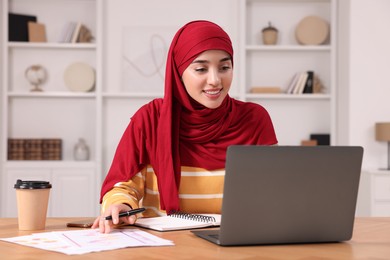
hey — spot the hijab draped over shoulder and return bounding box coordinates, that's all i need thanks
[101,20,277,214]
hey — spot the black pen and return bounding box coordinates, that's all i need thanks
[105,208,146,221]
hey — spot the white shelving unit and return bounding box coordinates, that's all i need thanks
[1,0,102,217]
[358,170,390,216]
[239,0,337,145]
[1,0,339,217]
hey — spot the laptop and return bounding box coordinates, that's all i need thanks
[192,145,364,246]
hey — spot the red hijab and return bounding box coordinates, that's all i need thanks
[101,21,277,214]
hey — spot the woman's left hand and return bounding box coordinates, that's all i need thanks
[91,203,137,233]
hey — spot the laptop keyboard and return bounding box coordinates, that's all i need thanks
[209,234,220,239]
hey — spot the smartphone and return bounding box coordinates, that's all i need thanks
[66,220,94,228]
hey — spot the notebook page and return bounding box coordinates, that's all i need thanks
[135,214,221,231]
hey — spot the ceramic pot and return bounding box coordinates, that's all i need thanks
[262,22,278,45]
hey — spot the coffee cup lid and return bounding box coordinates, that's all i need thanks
[14,179,52,189]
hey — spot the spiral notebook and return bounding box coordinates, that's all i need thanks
[135,213,221,231]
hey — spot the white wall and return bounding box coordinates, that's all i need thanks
[103,0,390,173]
[102,0,239,174]
[338,0,390,170]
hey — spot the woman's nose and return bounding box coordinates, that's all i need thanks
[207,69,221,86]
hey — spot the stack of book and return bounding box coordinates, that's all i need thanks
[286,71,315,94]
[9,13,46,42]
[8,138,62,160]
[250,86,282,94]
[59,22,93,43]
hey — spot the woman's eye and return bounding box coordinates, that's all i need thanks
[195,67,207,72]
[221,65,231,71]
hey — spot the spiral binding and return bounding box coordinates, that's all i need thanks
[169,212,216,223]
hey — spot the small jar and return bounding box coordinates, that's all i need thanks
[74,138,90,161]
[262,22,278,45]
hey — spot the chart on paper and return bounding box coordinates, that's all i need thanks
[0,228,174,255]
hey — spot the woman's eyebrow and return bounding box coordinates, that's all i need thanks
[220,57,232,62]
[191,56,232,64]
[191,59,208,64]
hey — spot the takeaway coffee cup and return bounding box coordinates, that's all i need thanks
[14,179,52,230]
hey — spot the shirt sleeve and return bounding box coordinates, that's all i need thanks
[99,113,152,203]
[257,105,278,145]
[101,168,147,214]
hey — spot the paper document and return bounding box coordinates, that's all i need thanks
[0,228,174,255]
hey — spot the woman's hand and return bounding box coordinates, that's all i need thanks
[92,204,137,233]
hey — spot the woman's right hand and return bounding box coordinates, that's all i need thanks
[92,203,137,233]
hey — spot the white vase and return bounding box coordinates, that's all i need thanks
[74,138,89,161]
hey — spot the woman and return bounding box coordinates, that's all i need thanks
[93,20,278,233]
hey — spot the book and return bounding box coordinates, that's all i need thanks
[293,72,308,94]
[71,22,82,43]
[58,22,69,42]
[24,139,43,160]
[303,71,314,93]
[8,13,37,42]
[28,22,47,42]
[7,139,24,160]
[250,87,281,94]
[301,139,318,146]
[59,22,76,43]
[286,73,299,94]
[310,134,330,145]
[135,213,221,232]
[65,22,77,43]
[42,139,62,160]
[78,24,94,43]
[7,138,62,160]
[313,74,324,93]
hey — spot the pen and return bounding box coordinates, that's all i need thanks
[105,208,146,221]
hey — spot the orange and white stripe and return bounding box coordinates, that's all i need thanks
[102,165,225,217]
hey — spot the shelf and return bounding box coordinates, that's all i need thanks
[240,0,335,145]
[103,92,164,98]
[7,92,97,98]
[5,160,96,169]
[246,0,331,4]
[8,42,96,49]
[245,93,331,99]
[246,45,331,51]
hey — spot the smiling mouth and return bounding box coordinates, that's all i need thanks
[203,89,222,95]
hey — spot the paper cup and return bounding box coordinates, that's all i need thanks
[14,179,52,230]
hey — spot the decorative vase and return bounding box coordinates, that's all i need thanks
[74,138,90,161]
[262,22,278,45]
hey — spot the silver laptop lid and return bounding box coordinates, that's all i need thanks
[218,145,363,246]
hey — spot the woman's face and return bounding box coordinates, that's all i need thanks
[181,50,233,109]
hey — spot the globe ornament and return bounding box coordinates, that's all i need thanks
[25,65,47,92]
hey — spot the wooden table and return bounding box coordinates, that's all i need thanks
[1,217,390,259]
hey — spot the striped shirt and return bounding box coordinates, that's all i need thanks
[102,165,225,217]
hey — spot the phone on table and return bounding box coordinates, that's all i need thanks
[66,219,94,228]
